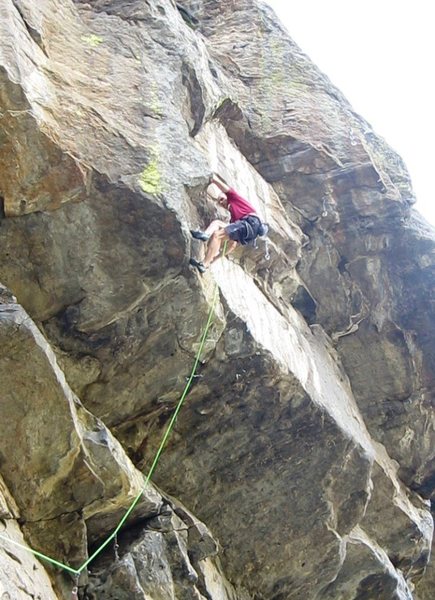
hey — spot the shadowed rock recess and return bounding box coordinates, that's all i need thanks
[0,0,434,598]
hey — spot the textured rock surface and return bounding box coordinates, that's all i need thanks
[0,0,434,599]
[0,520,59,600]
[0,476,59,599]
[84,496,237,600]
[0,299,155,561]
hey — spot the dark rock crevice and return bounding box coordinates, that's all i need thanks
[181,61,207,136]
[11,0,47,55]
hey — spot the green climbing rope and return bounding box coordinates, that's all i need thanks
[0,252,224,577]
[79,281,220,573]
[0,534,80,575]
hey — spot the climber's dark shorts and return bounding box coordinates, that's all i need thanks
[225,215,263,245]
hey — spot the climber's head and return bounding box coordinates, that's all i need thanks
[217,192,229,209]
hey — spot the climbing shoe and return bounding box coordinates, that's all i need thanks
[189,258,207,274]
[190,229,210,242]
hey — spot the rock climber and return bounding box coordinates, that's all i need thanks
[189,174,268,273]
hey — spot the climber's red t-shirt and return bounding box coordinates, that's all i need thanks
[226,188,257,222]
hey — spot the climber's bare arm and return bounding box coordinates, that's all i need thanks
[210,173,230,193]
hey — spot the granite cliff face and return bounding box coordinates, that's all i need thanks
[0,1,434,599]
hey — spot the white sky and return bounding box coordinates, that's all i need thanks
[265,0,434,225]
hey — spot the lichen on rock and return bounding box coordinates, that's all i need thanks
[139,155,162,195]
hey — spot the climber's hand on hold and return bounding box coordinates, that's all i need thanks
[209,173,230,194]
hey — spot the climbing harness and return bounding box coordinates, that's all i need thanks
[0,245,226,578]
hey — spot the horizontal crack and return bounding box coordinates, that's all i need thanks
[18,507,83,526]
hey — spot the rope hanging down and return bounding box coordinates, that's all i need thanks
[0,249,224,577]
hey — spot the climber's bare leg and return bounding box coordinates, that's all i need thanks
[204,219,228,236]
[209,239,238,264]
[203,228,229,267]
